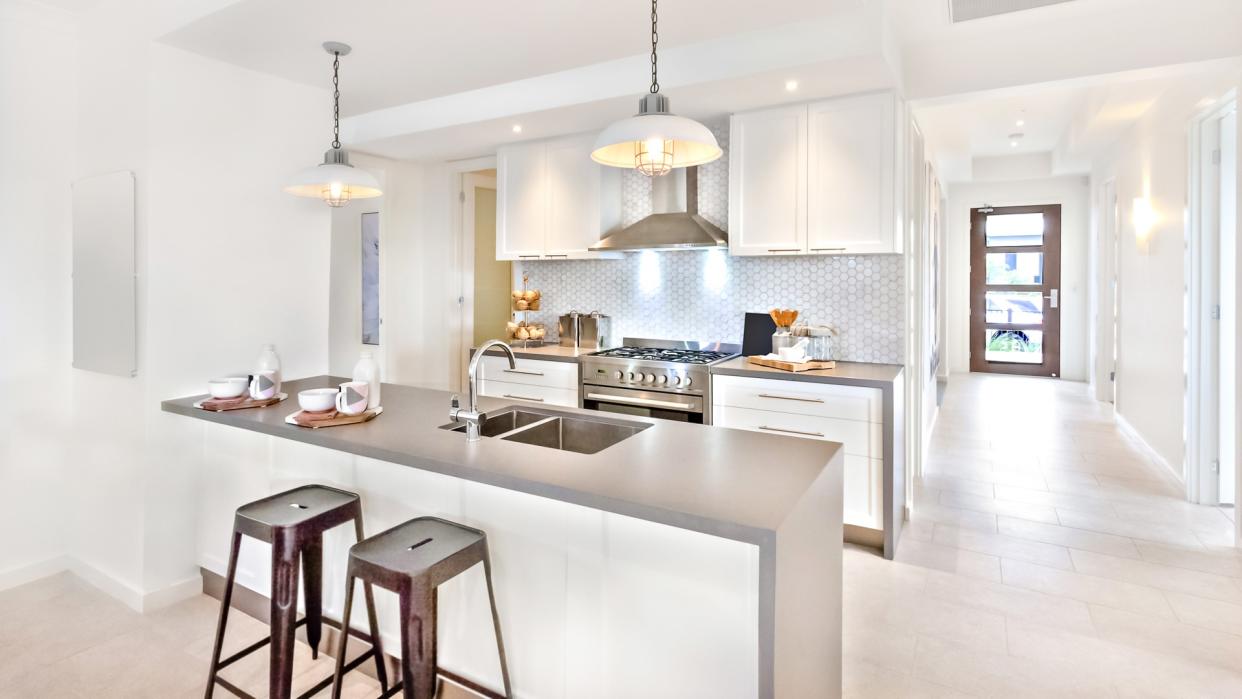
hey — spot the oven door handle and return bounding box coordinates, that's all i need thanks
[584,392,697,412]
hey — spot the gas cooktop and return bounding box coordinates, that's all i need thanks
[590,346,736,364]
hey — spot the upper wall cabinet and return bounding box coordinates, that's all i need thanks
[497,133,620,261]
[729,91,903,256]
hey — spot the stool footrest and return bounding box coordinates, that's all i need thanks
[296,646,382,699]
[379,668,507,699]
[210,615,383,697]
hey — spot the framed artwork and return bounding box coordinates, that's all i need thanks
[361,212,380,345]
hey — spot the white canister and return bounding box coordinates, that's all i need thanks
[352,351,381,409]
[254,344,282,394]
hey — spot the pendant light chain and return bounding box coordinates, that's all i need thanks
[649,0,659,94]
[331,51,342,149]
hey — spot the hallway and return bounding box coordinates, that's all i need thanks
[844,373,1242,697]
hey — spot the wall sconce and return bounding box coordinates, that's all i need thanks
[1132,197,1155,255]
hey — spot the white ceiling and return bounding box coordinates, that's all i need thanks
[159,0,864,116]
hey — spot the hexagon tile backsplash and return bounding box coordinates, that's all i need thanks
[516,251,905,364]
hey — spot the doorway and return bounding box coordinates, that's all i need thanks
[1188,95,1238,507]
[969,204,1062,377]
[458,170,509,387]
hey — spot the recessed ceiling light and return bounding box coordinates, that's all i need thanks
[511,124,523,134]
[1016,119,1025,127]
[785,80,799,92]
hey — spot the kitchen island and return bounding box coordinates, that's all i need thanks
[163,376,843,699]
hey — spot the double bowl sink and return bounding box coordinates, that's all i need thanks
[440,406,651,454]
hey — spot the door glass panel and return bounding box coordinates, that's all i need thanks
[986,213,1044,247]
[985,252,1043,285]
[985,329,1044,364]
[985,291,1043,324]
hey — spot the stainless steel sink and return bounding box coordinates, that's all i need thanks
[440,406,650,454]
[501,415,647,454]
[439,409,547,437]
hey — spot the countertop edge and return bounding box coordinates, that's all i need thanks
[710,362,905,388]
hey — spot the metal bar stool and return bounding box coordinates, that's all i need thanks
[205,485,389,699]
[331,516,512,699]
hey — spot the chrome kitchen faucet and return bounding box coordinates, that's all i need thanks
[451,339,517,442]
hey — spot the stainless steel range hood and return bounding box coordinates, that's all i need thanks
[589,166,727,252]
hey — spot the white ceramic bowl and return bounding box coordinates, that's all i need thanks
[208,376,249,399]
[298,388,339,413]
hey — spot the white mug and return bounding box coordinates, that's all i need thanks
[335,381,370,416]
[250,370,278,400]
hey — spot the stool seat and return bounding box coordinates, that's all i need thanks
[234,484,361,542]
[349,517,486,589]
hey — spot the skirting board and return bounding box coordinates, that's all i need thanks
[1114,412,1184,489]
[0,555,201,613]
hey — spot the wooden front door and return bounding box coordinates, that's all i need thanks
[969,204,1061,377]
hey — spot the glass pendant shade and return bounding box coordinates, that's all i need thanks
[592,95,721,177]
[284,149,382,208]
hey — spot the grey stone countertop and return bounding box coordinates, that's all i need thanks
[711,357,904,388]
[472,343,607,363]
[161,375,841,545]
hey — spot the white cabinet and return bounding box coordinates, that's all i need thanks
[807,93,898,254]
[729,91,902,256]
[497,134,620,261]
[727,104,807,256]
[712,374,885,531]
[477,355,579,407]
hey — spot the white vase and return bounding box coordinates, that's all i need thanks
[352,351,381,409]
[254,344,282,393]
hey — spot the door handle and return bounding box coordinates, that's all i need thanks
[1044,289,1059,308]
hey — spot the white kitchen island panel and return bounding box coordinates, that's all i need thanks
[196,435,761,699]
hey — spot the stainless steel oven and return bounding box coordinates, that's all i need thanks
[579,338,738,424]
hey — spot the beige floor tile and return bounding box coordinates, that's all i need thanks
[1089,604,1242,674]
[844,658,975,698]
[1068,549,1242,605]
[894,538,1003,582]
[1133,540,1242,577]
[921,475,995,498]
[933,524,1073,570]
[922,568,1094,634]
[910,502,999,534]
[1000,559,1175,618]
[912,634,1116,698]
[1163,591,1242,636]
[993,484,1116,515]
[996,516,1141,558]
[938,490,1061,524]
[1055,510,1206,548]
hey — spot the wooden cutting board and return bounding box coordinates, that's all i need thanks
[285,406,383,429]
[194,393,288,412]
[747,355,836,373]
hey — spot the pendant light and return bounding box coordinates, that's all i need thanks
[591,0,721,176]
[284,42,381,207]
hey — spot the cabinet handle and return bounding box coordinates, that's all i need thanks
[518,255,541,259]
[759,425,824,438]
[811,247,847,252]
[757,393,825,404]
[503,368,544,377]
[545,254,569,259]
[503,394,545,402]
[767,248,802,253]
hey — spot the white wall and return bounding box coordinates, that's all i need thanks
[1090,72,1241,479]
[0,0,77,586]
[0,0,334,607]
[944,175,1091,380]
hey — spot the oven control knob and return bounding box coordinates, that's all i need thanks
[656,374,668,385]
[682,375,693,387]
[670,376,681,386]
[613,370,623,380]
[627,372,637,382]
[639,373,651,382]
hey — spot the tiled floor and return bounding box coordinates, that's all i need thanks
[3,373,1239,697]
[844,372,1242,697]
[0,572,474,698]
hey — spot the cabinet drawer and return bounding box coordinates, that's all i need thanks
[712,375,881,422]
[477,379,579,408]
[478,356,578,390]
[712,405,880,459]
